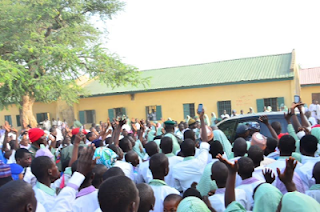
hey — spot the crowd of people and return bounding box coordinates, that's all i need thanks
[0,102,320,212]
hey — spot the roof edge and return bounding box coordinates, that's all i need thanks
[301,83,320,87]
[140,51,292,72]
[81,77,294,99]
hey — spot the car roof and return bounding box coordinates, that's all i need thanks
[216,111,297,126]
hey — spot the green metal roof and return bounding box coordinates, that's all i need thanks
[84,52,294,96]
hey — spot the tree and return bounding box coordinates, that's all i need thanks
[0,0,147,128]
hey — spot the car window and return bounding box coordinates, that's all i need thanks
[218,119,237,141]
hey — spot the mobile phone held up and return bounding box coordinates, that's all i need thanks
[294,95,300,104]
[198,104,203,114]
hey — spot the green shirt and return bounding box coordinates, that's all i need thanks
[164,133,180,154]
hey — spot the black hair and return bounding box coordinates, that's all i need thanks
[136,183,155,212]
[271,122,281,135]
[278,135,296,155]
[211,161,228,187]
[145,141,158,157]
[105,137,112,145]
[238,157,254,180]
[61,159,70,172]
[265,137,278,156]
[233,138,247,157]
[300,135,318,155]
[181,139,195,157]
[0,180,35,211]
[149,153,168,178]
[119,136,132,153]
[160,136,173,154]
[92,164,108,189]
[98,176,138,212]
[248,145,264,167]
[164,194,182,203]
[86,132,93,141]
[0,177,12,188]
[184,130,195,141]
[15,148,30,161]
[103,167,125,181]
[209,140,224,158]
[71,160,78,174]
[31,156,53,180]
[183,187,202,199]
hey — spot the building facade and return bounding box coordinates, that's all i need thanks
[0,50,304,129]
[300,67,320,105]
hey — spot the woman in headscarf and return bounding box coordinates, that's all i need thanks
[253,183,283,212]
[278,191,320,212]
[204,114,210,126]
[213,130,232,159]
[211,112,217,127]
[177,196,211,212]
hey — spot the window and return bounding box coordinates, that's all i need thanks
[108,108,126,121]
[79,110,96,124]
[183,103,195,119]
[217,101,232,118]
[36,113,49,123]
[4,115,12,126]
[218,119,237,142]
[146,105,162,121]
[264,98,278,111]
[16,115,21,127]
[256,97,284,112]
[312,93,320,103]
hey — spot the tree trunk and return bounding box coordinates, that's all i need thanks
[20,95,38,129]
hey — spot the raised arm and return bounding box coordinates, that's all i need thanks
[277,157,297,192]
[217,154,238,208]
[259,115,278,140]
[290,103,302,132]
[199,109,208,142]
[68,131,82,167]
[297,102,311,129]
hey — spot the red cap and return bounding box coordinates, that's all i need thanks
[72,128,87,135]
[28,128,45,143]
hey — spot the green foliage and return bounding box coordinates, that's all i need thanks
[0,0,148,109]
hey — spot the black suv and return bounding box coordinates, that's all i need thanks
[216,112,300,143]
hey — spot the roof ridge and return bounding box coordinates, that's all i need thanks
[300,67,320,71]
[140,51,292,72]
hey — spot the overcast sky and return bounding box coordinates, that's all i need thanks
[98,0,320,70]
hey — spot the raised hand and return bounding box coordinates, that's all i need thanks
[76,145,96,176]
[262,168,275,184]
[259,115,269,125]
[284,109,293,123]
[276,157,297,192]
[216,154,238,173]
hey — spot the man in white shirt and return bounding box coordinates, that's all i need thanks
[209,161,248,211]
[248,145,266,182]
[0,180,41,212]
[306,162,320,203]
[138,141,159,183]
[236,157,264,210]
[148,153,180,212]
[31,156,61,211]
[97,176,140,212]
[221,110,230,119]
[295,135,320,190]
[73,164,107,212]
[309,100,318,120]
[172,110,210,192]
[306,111,318,126]
[160,136,183,187]
[171,138,209,192]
